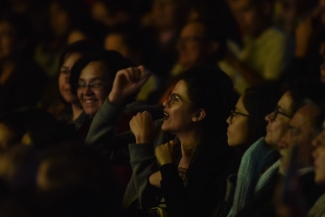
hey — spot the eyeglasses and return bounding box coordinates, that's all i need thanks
[229,110,249,123]
[76,82,108,91]
[166,91,191,107]
[271,107,292,121]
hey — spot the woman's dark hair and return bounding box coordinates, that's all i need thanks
[180,65,237,141]
[243,82,283,146]
[70,50,135,95]
[58,40,101,71]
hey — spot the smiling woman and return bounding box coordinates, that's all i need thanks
[70,50,134,118]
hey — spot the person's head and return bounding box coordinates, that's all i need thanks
[58,40,101,105]
[91,0,132,28]
[36,145,117,193]
[0,111,26,152]
[70,50,134,117]
[0,145,39,190]
[279,102,322,173]
[104,28,144,65]
[151,0,188,30]
[17,107,71,150]
[227,0,274,36]
[162,65,235,140]
[312,113,325,185]
[49,0,89,37]
[0,13,30,61]
[227,83,282,147]
[265,80,325,148]
[177,20,226,70]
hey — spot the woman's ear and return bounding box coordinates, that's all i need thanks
[192,109,206,122]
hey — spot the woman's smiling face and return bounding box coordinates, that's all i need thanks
[161,80,197,134]
[77,61,112,117]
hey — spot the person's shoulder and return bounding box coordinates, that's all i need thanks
[256,27,287,47]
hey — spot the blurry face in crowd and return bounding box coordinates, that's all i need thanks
[152,0,176,29]
[265,91,292,147]
[319,42,325,83]
[59,52,82,104]
[227,0,265,36]
[0,123,15,153]
[91,1,130,28]
[226,95,249,146]
[91,1,110,25]
[77,61,112,117]
[313,118,325,184]
[0,21,16,60]
[162,80,199,134]
[104,33,130,59]
[67,30,87,45]
[50,3,71,37]
[177,22,214,70]
[278,104,319,170]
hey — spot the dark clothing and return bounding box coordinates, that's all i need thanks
[0,59,48,113]
[57,106,89,130]
[236,171,325,217]
[157,138,232,217]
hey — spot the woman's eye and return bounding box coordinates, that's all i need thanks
[173,96,180,101]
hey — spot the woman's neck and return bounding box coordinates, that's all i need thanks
[71,103,84,121]
[177,129,203,159]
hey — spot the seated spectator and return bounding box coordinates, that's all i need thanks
[230,80,325,217]
[103,28,158,103]
[56,40,101,130]
[220,0,294,94]
[126,66,235,216]
[0,107,74,152]
[217,83,282,216]
[156,19,227,104]
[0,145,39,191]
[0,13,48,113]
[309,112,325,217]
[69,50,139,139]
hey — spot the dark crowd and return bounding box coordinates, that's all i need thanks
[1,0,325,216]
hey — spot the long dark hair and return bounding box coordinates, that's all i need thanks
[180,65,237,141]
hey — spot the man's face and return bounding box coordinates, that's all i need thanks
[227,0,261,35]
[312,119,325,185]
[177,22,214,69]
[265,91,292,147]
[279,104,319,171]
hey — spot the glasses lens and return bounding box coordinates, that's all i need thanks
[272,108,278,120]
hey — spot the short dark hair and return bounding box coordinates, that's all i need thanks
[286,80,325,115]
[59,40,101,71]
[69,50,135,95]
[243,82,283,145]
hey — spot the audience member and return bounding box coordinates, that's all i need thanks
[125,66,235,216]
[220,0,294,94]
[0,13,48,113]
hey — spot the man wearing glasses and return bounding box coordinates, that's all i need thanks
[228,81,325,217]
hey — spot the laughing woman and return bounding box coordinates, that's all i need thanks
[128,66,236,217]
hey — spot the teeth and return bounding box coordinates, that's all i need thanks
[164,112,169,116]
[85,100,95,103]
